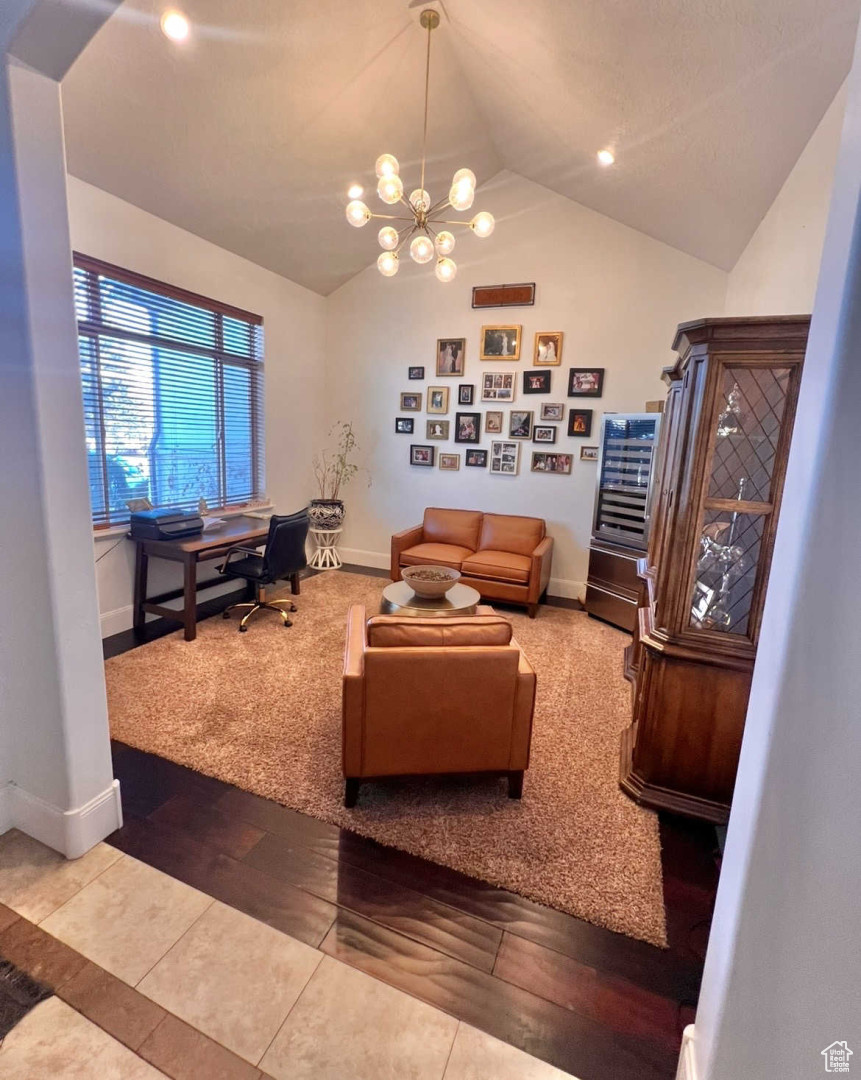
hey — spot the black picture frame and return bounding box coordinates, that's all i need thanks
[567,368,604,397]
[458,383,475,405]
[454,412,481,443]
[532,425,557,444]
[408,366,425,380]
[410,444,435,467]
[567,409,593,437]
[523,370,551,394]
[464,449,488,468]
[395,417,414,434]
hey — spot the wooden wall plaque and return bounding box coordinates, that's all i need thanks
[471,283,536,309]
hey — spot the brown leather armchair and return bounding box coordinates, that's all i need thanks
[391,508,553,617]
[342,605,536,807]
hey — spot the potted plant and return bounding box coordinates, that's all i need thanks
[310,421,367,529]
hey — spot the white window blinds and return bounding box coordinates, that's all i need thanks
[74,254,265,528]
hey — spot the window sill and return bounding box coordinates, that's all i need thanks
[92,502,274,542]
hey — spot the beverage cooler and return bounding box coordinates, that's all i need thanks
[585,413,661,631]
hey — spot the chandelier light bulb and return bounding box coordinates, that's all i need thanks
[597,148,615,166]
[378,226,399,250]
[448,182,475,212]
[434,230,455,256]
[377,174,404,205]
[409,188,431,213]
[160,10,190,41]
[345,200,371,227]
[375,153,399,179]
[470,211,495,238]
[452,168,476,188]
[435,257,457,283]
[410,235,435,264]
[377,251,400,277]
[347,183,364,199]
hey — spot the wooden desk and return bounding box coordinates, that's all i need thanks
[133,516,270,642]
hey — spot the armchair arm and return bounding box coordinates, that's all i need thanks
[217,545,264,574]
[528,535,554,603]
[510,642,537,770]
[342,605,367,776]
[390,523,424,581]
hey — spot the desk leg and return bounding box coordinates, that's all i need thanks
[133,546,148,633]
[291,572,301,596]
[183,557,198,642]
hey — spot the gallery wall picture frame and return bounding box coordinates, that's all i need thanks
[439,452,461,471]
[408,366,425,380]
[427,386,450,414]
[523,370,551,394]
[531,451,573,474]
[436,338,466,377]
[481,372,516,402]
[568,409,593,437]
[532,425,557,444]
[567,368,605,397]
[489,440,521,476]
[464,449,488,467]
[533,331,563,366]
[410,445,435,467]
[580,445,599,461]
[458,383,475,405]
[426,419,450,440]
[395,417,414,434]
[480,325,521,360]
[484,410,504,433]
[471,282,536,308]
[454,412,481,443]
[540,402,565,421]
[400,392,422,411]
[509,409,534,439]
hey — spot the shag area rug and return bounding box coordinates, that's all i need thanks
[105,570,666,946]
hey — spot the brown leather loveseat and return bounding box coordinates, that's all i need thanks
[342,604,536,807]
[391,508,553,617]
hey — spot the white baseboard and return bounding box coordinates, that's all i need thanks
[676,1025,698,1080]
[337,547,585,602]
[99,578,242,638]
[0,779,123,859]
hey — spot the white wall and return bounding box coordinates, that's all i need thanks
[324,171,727,596]
[725,83,847,316]
[66,178,328,635]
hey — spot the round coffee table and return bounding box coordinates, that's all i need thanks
[381,580,481,617]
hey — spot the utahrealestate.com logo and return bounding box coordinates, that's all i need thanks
[822,1042,853,1074]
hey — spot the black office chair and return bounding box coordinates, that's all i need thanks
[218,509,309,632]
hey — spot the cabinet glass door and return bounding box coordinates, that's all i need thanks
[689,365,792,636]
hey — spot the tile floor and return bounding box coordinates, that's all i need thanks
[0,829,580,1079]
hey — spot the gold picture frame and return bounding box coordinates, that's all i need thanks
[439,453,461,471]
[480,325,521,360]
[533,331,563,366]
[436,338,466,377]
[400,391,422,411]
[427,386,450,414]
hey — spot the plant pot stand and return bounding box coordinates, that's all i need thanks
[309,527,343,570]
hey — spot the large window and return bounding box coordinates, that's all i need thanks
[74,255,265,527]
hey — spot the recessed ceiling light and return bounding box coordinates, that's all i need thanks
[597,149,615,167]
[160,10,190,42]
[348,183,364,199]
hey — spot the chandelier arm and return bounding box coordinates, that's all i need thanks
[427,195,452,216]
[369,212,417,221]
[419,13,434,200]
[436,219,474,227]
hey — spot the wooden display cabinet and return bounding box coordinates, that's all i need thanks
[620,316,809,823]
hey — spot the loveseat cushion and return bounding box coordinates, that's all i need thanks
[462,549,531,584]
[367,614,512,648]
[400,542,474,569]
[477,513,545,557]
[423,507,483,551]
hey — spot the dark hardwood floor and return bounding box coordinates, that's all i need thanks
[103,567,717,1080]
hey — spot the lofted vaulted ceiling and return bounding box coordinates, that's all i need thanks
[62,0,859,295]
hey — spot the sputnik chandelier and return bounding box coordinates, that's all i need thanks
[344,8,495,282]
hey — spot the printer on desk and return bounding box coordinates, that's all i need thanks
[129,508,204,541]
